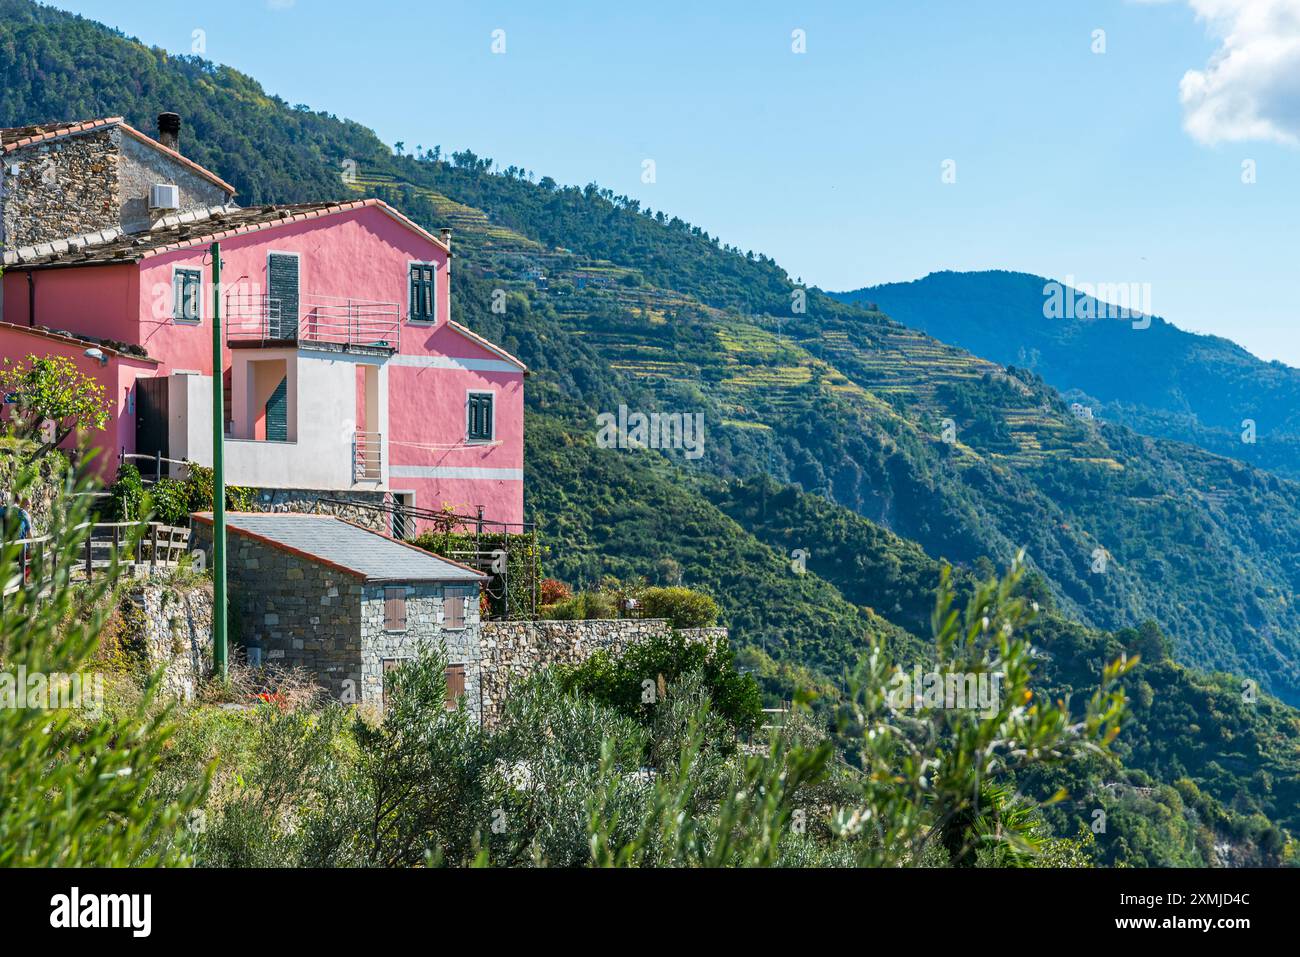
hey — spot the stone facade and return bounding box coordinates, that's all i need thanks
[360,582,481,722]
[125,577,214,700]
[191,522,480,713]
[118,132,229,233]
[1,128,117,249]
[1,125,232,250]
[477,618,721,727]
[246,488,391,533]
[193,519,364,702]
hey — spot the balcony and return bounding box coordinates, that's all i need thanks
[225,292,400,353]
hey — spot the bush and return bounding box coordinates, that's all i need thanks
[640,586,719,628]
[558,630,762,738]
[540,578,571,605]
[541,590,618,620]
[150,476,191,526]
[108,463,146,521]
[184,462,257,514]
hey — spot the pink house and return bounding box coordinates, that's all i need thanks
[1,116,526,530]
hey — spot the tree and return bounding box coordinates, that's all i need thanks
[0,353,111,458]
[0,457,206,865]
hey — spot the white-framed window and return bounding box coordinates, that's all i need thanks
[172,267,202,322]
[409,261,437,323]
[467,391,494,442]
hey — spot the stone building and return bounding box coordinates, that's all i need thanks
[0,114,236,257]
[191,512,486,719]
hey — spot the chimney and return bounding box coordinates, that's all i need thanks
[440,228,452,250]
[157,112,181,153]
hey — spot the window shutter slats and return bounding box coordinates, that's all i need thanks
[445,664,465,709]
[409,264,436,321]
[174,269,201,321]
[384,586,407,631]
[468,394,493,441]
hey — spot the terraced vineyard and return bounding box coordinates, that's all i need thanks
[182,114,1300,707]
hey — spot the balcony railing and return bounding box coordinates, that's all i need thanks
[354,431,382,481]
[226,292,400,351]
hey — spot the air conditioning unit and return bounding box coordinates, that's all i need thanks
[149,183,180,210]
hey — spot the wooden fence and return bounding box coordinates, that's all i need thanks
[3,521,191,595]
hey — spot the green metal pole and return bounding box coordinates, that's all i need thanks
[211,242,228,679]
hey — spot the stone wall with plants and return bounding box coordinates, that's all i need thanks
[478,617,718,727]
[247,487,391,532]
[0,440,65,535]
[111,574,214,700]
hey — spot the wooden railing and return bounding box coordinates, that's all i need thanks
[3,521,191,595]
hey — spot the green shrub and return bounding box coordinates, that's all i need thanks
[558,630,762,738]
[640,586,719,628]
[108,462,146,521]
[541,590,619,620]
[1,458,206,865]
[151,477,192,526]
[183,462,257,513]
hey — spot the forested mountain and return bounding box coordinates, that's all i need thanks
[3,0,1298,864]
[835,270,1300,481]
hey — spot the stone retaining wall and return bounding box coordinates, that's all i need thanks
[125,577,214,700]
[245,488,391,533]
[478,618,723,727]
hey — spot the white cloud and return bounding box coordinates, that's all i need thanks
[1177,0,1300,145]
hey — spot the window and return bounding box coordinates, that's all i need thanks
[409,263,436,322]
[444,664,466,710]
[382,658,407,714]
[173,268,202,322]
[444,586,471,629]
[383,586,407,631]
[467,392,493,442]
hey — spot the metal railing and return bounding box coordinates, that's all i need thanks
[311,497,539,620]
[226,292,400,350]
[121,449,191,483]
[354,431,382,481]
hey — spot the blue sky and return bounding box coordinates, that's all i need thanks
[51,0,1300,366]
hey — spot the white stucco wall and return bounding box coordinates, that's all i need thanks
[171,349,389,490]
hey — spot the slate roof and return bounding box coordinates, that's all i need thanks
[194,512,486,584]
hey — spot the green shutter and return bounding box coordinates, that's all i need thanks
[174,269,200,321]
[265,377,288,442]
[468,393,493,440]
[409,264,436,321]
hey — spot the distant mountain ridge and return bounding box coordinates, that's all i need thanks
[5,0,1300,862]
[832,270,1300,480]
